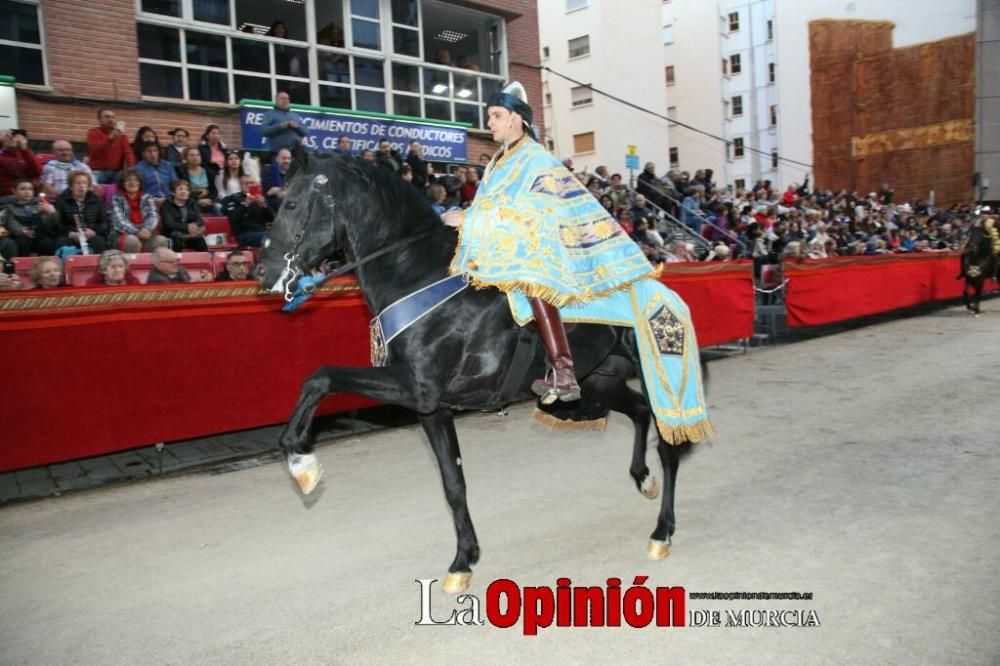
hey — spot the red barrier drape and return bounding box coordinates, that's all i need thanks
[783,253,979,328]
[0,268,753,471]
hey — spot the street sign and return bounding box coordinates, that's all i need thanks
[626,144,638,156]
[625,154,640,170]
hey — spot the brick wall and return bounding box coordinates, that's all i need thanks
[17,0,541,167]
[809,20,975,205]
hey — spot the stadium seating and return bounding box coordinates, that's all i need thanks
[13,256,38,289]
[202,216,238,250]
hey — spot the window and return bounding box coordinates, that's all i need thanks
[667,106,677,121]
[768,62,775,83]
[767,19,774,41]
[729,54,741,75]
[721,58,727,75]
[735,178,746,190]
[662,24,674,44]
[665,65,675,85]
[571,85,592,108]
[731,95,743,117]
[545,137,555,151]
[135,0,505,126]
[542,46,549,58]
[1,0,47,85]
[566,0,588,11]
[568,35,589,59]
[732,137,744,159]
[669,147,679,166]
[727,12,739,32]
[771,149,779,169]
[770,104,778,126]
[544,92,552,106]
[573,131,595,154]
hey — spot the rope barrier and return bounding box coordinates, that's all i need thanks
[753,280,788,294]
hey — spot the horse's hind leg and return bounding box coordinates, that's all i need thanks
[419,409,480,594]
[280,364,417,494]
[648,437,692,560]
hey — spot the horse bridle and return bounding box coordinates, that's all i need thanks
[273,173,435,304]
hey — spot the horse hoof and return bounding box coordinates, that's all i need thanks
[442,571,472,594]
[288,453,323,495]
[647,539,671,560]
[640,475,660,500]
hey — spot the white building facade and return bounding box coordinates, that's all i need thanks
[538,0,670,178]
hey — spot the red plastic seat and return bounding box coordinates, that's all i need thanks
[64,255,101,286]
[202,216,238,250]
[13,256,38,289]
[212,250,255,278]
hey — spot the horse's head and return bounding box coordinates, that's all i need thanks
[255,155,345,302]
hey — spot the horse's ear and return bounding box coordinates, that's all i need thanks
[291,143,310,174]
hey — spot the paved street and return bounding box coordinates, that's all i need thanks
[2,304,998,665]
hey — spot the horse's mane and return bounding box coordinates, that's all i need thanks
[304,154,458,276]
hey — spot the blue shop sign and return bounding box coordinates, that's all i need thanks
[240,104,469,163]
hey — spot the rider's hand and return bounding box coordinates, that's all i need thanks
[441,209,464,228]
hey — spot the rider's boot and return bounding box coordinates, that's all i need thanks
[528,297,581,405]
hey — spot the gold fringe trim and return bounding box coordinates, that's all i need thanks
[461,269,658,310]
[656,418,715,445]
[533,409,608,432]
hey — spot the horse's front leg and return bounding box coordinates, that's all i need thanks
[419,408,480,594]
[281,364,417,494]
[648,438,691,560]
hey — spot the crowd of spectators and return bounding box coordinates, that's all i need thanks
[1,94,993,292]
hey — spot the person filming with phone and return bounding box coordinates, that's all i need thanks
[86,108,135,184]
[221,175,273,247]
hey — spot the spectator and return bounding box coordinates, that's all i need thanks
[164,127,191,166]
[40,139,93,197]
[0,270,22,290]
[176,146,219,213]
[48,170,109,255]
[28,256,64,289]
[598,194,615,217]
[608,173,629,210]
[146,246,191,283]
[215,150,245,199]
[198,124,227,174]
[267,20,289,38]
[680,186,705,231]
[405,140,428,189]
[161,180,208,252]
[262,148,293,211]
[616,207,635,235]
[0,129,41,196]
[439,166,465,208]
[476,153,490,180]
[375,139,403,172]
[215,250,252,281]
[427,183,447,216]
[221,175,273,247]
[1,179,57,257]
[334,135,352,156]
[360,149,376,163]
[460,167,479,205]
[131,126,161,163]
[260,91,309,154]
[110,169,166,253]
[86,109,135,183]
[585,176,603,198]
[636,162,665,209]
[628,194,655,224]
[86,249,141,286]
[132,141,176,201]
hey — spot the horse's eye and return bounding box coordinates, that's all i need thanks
[286,202,297,210]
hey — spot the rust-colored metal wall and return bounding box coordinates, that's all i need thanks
[810,20,975,205]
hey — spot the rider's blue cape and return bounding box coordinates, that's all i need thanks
[450,136,657,307]
[509,280,714,443]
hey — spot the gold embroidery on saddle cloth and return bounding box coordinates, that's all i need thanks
[369,319,387,367]
[648,305,686,356]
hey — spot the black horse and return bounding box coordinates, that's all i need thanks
[958,225,995,315]
[255,154,705,592]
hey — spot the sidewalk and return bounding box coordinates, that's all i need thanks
[0,407,417,504]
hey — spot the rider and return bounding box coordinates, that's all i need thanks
[985,214,1000,280]
[442,82,656,404]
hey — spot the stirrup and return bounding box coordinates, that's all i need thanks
[531,368,581,405]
